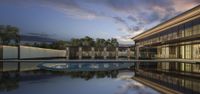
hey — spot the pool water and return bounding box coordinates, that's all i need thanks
[0,62,159,94]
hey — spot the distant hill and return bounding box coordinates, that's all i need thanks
[20,35,57,43]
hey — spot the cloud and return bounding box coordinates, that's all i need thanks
[127,16,137,22]
[113,17,126,24]
[115,76,159,94]
[0,0,102,19]
[40,0,101,19]
[112,16,144,34]
[171,0,200,12]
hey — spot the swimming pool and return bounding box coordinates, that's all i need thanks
[0,61,159,94]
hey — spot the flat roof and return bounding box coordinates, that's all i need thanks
[132,4,200,41]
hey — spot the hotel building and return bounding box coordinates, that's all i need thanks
[132,5,200,60]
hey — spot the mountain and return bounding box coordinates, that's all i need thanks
[20,35,57,43]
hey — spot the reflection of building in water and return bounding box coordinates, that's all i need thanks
[136,70,200,93]
[156,62,200,73]
[0,69,121,92]
[0,72,19,92]
[0,62,40,72]
[139,61,200,74]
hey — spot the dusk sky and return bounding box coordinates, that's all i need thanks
[0,0,200,44]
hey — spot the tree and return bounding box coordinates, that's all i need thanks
[52,40,68,50]
[0,25,19,45]
[111,38,119,47]
[95,38,106,47]
[70,38,82,46]
[105,39,112,47]
[70,36,95,47]
[81,36,94,47]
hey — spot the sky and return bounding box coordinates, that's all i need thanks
[0,0,200,44]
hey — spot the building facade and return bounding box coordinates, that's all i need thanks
[132,5,200,60]
[66,46,134,59]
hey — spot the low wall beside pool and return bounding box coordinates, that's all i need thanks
[1,45,66,59]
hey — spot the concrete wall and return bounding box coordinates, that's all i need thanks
[3,46,18,59]
[20,46,66,59]
[2,45,66,59]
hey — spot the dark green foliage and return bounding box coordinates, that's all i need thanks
[70,36,119,47]
[0,25,19,45]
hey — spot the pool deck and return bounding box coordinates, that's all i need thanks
[132,77,182,94]
[0,59,200,63]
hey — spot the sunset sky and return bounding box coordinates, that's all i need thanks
[0,0,199,44]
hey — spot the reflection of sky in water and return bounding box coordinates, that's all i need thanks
[1,71,159,94]
[115,78,159,94]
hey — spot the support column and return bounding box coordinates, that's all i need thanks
[115,47,118,59]
[103,47,107,59]
[91,47,95,59]
[18,45,20,60]
[0,45,3,60]
[17,45,21,72]
[135,46,140,70]
[0,45,3,71]
[78,47,82,60]
[66,47,69,60]
[136,46,140,60]
[127,48,131,59]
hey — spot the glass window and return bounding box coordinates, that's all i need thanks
[168,33,173,40]
[180,45,185,59]
[185,63,192,72]
[169,46,176,58]
[178,25,185,38]
[193,44,200,59]
[172,32,177,39]
[185,45,192,59]
[192,64,200,73]
[185,22,192,36]
[192,18,200,35]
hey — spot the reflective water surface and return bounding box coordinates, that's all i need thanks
[0,62,159,94]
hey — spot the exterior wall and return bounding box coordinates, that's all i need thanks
[68,46,135,59]
[3,46,18,59]
[20,46,65,59]
[1,45,134,60]
[2,45,66,59]
[135,17,200,60]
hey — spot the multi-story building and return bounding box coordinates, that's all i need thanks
[132,5,200,60]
